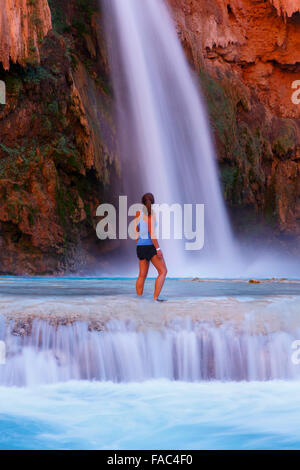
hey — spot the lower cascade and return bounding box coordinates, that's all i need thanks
[0,318,299,386]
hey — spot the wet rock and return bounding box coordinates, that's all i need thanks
[0,0,51,70]
[168,0,300,237]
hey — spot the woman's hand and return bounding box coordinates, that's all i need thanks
[157,249,163,259]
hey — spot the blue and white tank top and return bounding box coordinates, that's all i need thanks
[137,214,157,246]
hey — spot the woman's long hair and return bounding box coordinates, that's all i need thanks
[142,193,155,216]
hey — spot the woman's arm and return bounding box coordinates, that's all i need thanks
[134,211,140,243]
[148,213,163,258]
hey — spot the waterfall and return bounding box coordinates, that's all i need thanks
[103,0,237,274]
[1,318,299,386]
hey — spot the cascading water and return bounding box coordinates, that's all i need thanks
[1,317,299,386]
[0,278,299,386]
[103,0,237,274]
[1,277,300,449]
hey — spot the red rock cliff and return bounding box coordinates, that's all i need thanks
[168,0,300,238]
[0,0,299,273]
[0,0,116,274]
[168,0,300,117]
[270,0,300,18]
[0,0,52,70]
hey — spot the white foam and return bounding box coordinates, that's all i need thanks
[1,380,300,449]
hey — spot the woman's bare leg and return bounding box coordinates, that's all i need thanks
[151,255,167,300]
[136,259,149,296]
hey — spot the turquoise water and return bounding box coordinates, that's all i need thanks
[0,276,299,297]
[0,277,300,449]
[1,380,300,450]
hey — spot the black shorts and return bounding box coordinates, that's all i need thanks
[136,244,157,261]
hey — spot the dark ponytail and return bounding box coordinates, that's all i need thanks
[142,193,155,216]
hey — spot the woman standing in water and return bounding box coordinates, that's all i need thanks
[135,193,167,300]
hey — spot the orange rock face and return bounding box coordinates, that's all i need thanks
[168,0,300,237]
[0,3,116,274]
[0,0,52,70]
[168,0,300,118]
[270,0,300,17]
[0,0,298,272]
